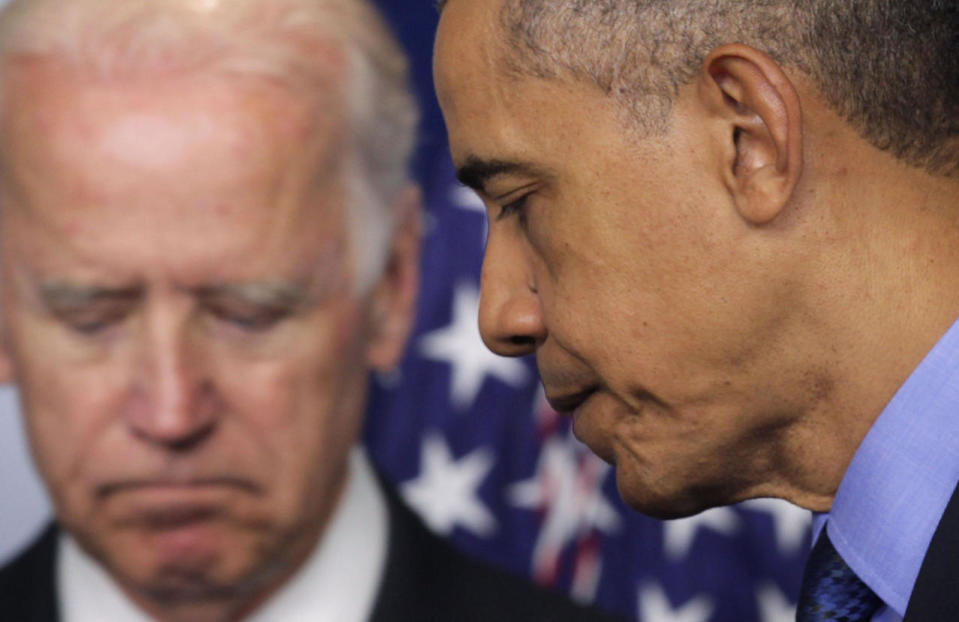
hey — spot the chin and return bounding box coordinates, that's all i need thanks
[116,545,283,612]
[112,545,234,596]
[141,566,237,603]
[619,493,710,520]
[614,470,732,520]
[87,521,280,603]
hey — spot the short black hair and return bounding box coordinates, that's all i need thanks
[441,0,959,177]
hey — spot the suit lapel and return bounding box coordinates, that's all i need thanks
[366,472,438,622]
[0,524,60,622]
[904,480,959,621]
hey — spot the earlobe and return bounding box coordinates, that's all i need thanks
[700,44,803,225]
[365,184,422,372]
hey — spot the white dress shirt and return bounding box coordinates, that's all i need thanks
[59,448,389,622]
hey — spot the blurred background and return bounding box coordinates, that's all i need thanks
[0,1,811,620]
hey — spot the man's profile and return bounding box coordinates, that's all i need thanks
[0,0,619,620]
[434,0,958,619]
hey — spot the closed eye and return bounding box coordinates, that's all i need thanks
[196,282,307,333]
[40,284,141,336]
[206,303,293,332]
[55,303,135,335]
[497,194,530,221]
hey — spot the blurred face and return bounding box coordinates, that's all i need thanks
[435,1,821,518]
[0,61,414,612]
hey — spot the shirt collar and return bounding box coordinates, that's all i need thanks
[825,317,959,616]
[59,447,389,622]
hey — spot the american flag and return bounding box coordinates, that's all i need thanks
[363,3,812,621]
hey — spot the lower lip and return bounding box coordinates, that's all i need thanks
[553,391,594,420]
[569,393,618,464]
[140,521,226,565]
[568,394,594,434]
[117,495,228,556]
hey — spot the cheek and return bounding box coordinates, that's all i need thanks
[15,359,131,519]
[1,294,131,520]
[211,314,370,500]
[545,198,773,378]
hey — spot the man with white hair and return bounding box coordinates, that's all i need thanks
[0,0,619,620]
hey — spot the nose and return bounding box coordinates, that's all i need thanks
[478,228,546,357]
[127,308,218,449]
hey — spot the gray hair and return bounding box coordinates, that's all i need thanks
[440,0,959,178]
[0,0,419,292]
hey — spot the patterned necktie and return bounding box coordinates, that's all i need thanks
[796,529,883,622]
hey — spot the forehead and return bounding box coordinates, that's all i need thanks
[0,60,349,280]
[435,1,637,181]
[1,58,334,180]
[434,0,511,157]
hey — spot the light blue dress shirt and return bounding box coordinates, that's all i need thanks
[813,317,959,621]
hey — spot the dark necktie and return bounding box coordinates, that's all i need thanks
[796,529,883,621]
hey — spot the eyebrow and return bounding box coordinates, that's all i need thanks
[193,282,312,309]
[39,281,312,310]
[456,156,548,195]
[40,283,143,308]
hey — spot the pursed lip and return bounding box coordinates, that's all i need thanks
[96,478,263,529]
[95,477,262,500]
[545,387,596,416]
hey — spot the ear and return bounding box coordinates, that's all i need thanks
[365,184,422,372]
[698,44,803,224]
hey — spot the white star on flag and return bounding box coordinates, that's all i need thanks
[755,581,797,622]
[638,582,714,622]
[450,184,489,243]
[450,183,486,215]
[509,426,621,601]
[662,507,741,561]
[739,498,811,554]
[401,433,497,537]
[419,283,530,410]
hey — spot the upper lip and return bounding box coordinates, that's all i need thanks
[545,387,596,415]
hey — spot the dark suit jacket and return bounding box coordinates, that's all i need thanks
[903,480,959,621]
[0,478,620,622]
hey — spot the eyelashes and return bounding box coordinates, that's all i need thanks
[204,303,293,332]
[497,194,530,222]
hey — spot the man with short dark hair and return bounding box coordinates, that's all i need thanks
[434,1,958,619]
[0,0,620,620]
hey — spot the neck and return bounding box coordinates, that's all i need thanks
[774,132,959,510]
